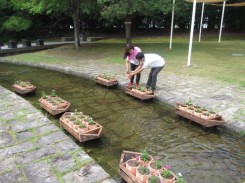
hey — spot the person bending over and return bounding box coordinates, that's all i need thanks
[128,52,165,94]
[123,44,142,87]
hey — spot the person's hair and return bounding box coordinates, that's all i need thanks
[136,52,145,60]
[123,44,135,59]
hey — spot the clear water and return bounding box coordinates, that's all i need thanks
[0,63,244,183]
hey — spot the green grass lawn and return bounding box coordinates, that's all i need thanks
[4,35,245,87]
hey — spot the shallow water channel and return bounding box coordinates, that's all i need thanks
[0,63,244,183]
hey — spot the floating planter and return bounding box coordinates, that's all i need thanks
[175,100,225,128]
[12,80,36,95]
[95,73,118,87]
[124,86,155,100]
[39,90,70,115]
[119,150,178,183]
[59,111,103,142]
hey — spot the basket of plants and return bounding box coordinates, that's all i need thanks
[59,110,103,142]
[95,73,118,87]
[175,99,225,128]
[39,90,70,116]
[12,80,36,95]
[124,86,155,100]
[119,150,185,183]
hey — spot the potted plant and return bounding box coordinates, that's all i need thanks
[194,108,202,117]
[186,106,194,114]
[41,91,48,99]
[148,160,163,175]
[96,73,118,87]
[194,104,201,110]
[132,86,141,93]
[175,173,185,183]
[133,86,149,95]
[77,123,88,133]
[60,111,103,142]
[146,175,161,183]
[83,116,92,126]
[201,106,208,113]
[140,150,152,166]
[126,156,140,175]
[71,109,87,122]
[73,119,81,130]
[39,90,70,115]
[69,115,76,122]
[140,86,147,93]
[14,80,32,88]
[208,110,217,119]
[97,73,106,82]
[201,112,210,119]
[12,80,36,94]
[178,103,187,111]
[145,87,154,95]
[97,73,116,82]
[132,85,137,92]
[185,98,193,107]
[51,89,57,97]
[87,117,98,130]
[136,165,151,183]
[160,165,175,183]
[63,113,72,124]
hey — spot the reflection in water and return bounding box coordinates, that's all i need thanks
[0,71,14,75]
[0,63,244,183]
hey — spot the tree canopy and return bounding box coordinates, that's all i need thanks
[0,0,244,43]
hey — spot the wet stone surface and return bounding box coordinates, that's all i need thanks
[54,138,80,152]
[0,86,115,182]
[9,119,48,132]
[63,162,111,183]
[0,157,16,174]
[24,161,60,183]
[36,124,60,134]
[51,155,76,173]
[16,131,34,142]
[0,169,27,183]
[77,151,94,162]
[0,132,14,147]
[37,131,68,146]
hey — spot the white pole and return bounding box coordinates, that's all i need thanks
[170,0,175,49]
[199,3,205,42]
[219,1,226,43]
[187,0,196,67]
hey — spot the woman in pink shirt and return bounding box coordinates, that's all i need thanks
[123,44,141,87]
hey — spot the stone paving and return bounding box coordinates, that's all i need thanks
[0,57,244,133]
[0,86,116,183]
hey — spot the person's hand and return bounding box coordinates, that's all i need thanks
[126,72,133,79]
[126,72,131,79]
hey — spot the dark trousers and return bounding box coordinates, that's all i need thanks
[130,63,141,84]
[146,66,163,91]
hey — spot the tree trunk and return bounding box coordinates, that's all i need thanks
[70,0,81,50]
[125,21,132,44]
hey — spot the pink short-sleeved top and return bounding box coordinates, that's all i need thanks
[126,47,141,65]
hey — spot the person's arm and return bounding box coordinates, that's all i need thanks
[130,67,144,77]
[126,60,130,73]
[133,61,143,74]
